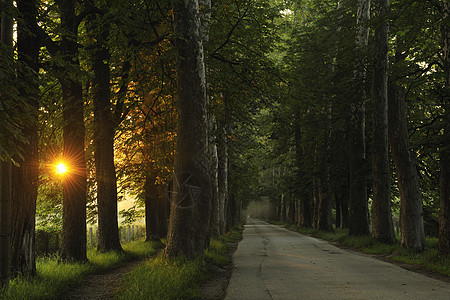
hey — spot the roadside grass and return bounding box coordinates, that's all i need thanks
[0,240,160,299]
[116,222,245,300]
[272,221,450,277]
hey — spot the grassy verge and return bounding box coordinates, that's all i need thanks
[116,222,245,300]
[270,220,450,277]
[1,240,160,299]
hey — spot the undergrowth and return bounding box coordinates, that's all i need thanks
[0,240,160,299]
[116,221,244,300]
[272,220,450,277]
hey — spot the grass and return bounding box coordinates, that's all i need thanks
[0,240,161,299]
[116,222,245,300]
[272,220,450,277]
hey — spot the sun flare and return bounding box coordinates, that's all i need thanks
[55,162,67,175]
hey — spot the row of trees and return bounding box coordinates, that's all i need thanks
[0,0,280,289]
[265,0,449,256]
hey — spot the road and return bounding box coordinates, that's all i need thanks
[225,219,450,300]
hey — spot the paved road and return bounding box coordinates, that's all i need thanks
[225,219,450,300]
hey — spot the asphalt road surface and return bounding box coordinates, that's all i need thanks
[225,219,450,300]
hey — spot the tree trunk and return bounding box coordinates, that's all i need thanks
[217,128,228,234]
[89,8,122,253]
[287,200,296,225]
[144,174,160,241]
[313,180,320,228]
[9,0,40,277]
[348,0,371,236]
[341,171,350,228]
[59,0,87,262]
[439,0,450,255]
[388,85,426,251]
[318,175,333,231]
[0,161,11,290]
[165,0,211,257]
[335,192,341,229]
[294,115,312,228]
[208,134,220,237]
[0,5,13,289]
[371,0,396,244]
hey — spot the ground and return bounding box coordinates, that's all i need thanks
[200,241,239,300]
[62,260,144,300]
[62,224,448,299]
[61,238,240,300]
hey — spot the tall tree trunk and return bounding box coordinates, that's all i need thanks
[439,0,450,255]
[349,0,371,236]
[59,0,87,262]
[0,4,13,289]
[217,128,228,234]
[0,161,11,290]
[388,85,426,251]
[294,114,312,227]
[89,7,122,253]
[371,0,396,244]
[287,200,296,224]
[318,175,333,231]
[313,180,320,228]
[335,192,341,228]
[280,191,286,222]
[144,173,160,241]
[165,0,211,257]
[208,135,220,237]
[10,0,40,277]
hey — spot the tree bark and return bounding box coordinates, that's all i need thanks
[318,175,333,231]
[371,0,396,244]
[165,0,211,257]
[335,192,341,228]
[439,0,450,255]
[9,0,40,277]
[217,128,228,234]
[0,4,13,289]
[294,115,312,228]
[348,0,371,236]
[0,161,11,290]
[59,0,87,262]
[144,174,160,241]
[388,85,426,251]
[208,134,220,237]
[89,6,122,253]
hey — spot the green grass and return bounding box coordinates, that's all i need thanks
[274,221,450,277]
[116,255,204,300]
[1,239,161,299]
[117,222,245,300]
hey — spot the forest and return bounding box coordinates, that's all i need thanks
[0,0,449,296]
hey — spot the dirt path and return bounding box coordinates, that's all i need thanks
[62,259,144,300]
[62,232,241,300]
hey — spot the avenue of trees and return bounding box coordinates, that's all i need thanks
[265,0,450,259]
[1,0,450,291]
[0,0,280,289]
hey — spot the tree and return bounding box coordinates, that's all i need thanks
[10,0,40,276]
[87,2,122,253]
[0,0,13,288]
[165,0,211,257]
[348,0,370,236]
[439,0,450,256]
[388,84,426,251]
[59,0,88,262]
[370,0,396,243]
